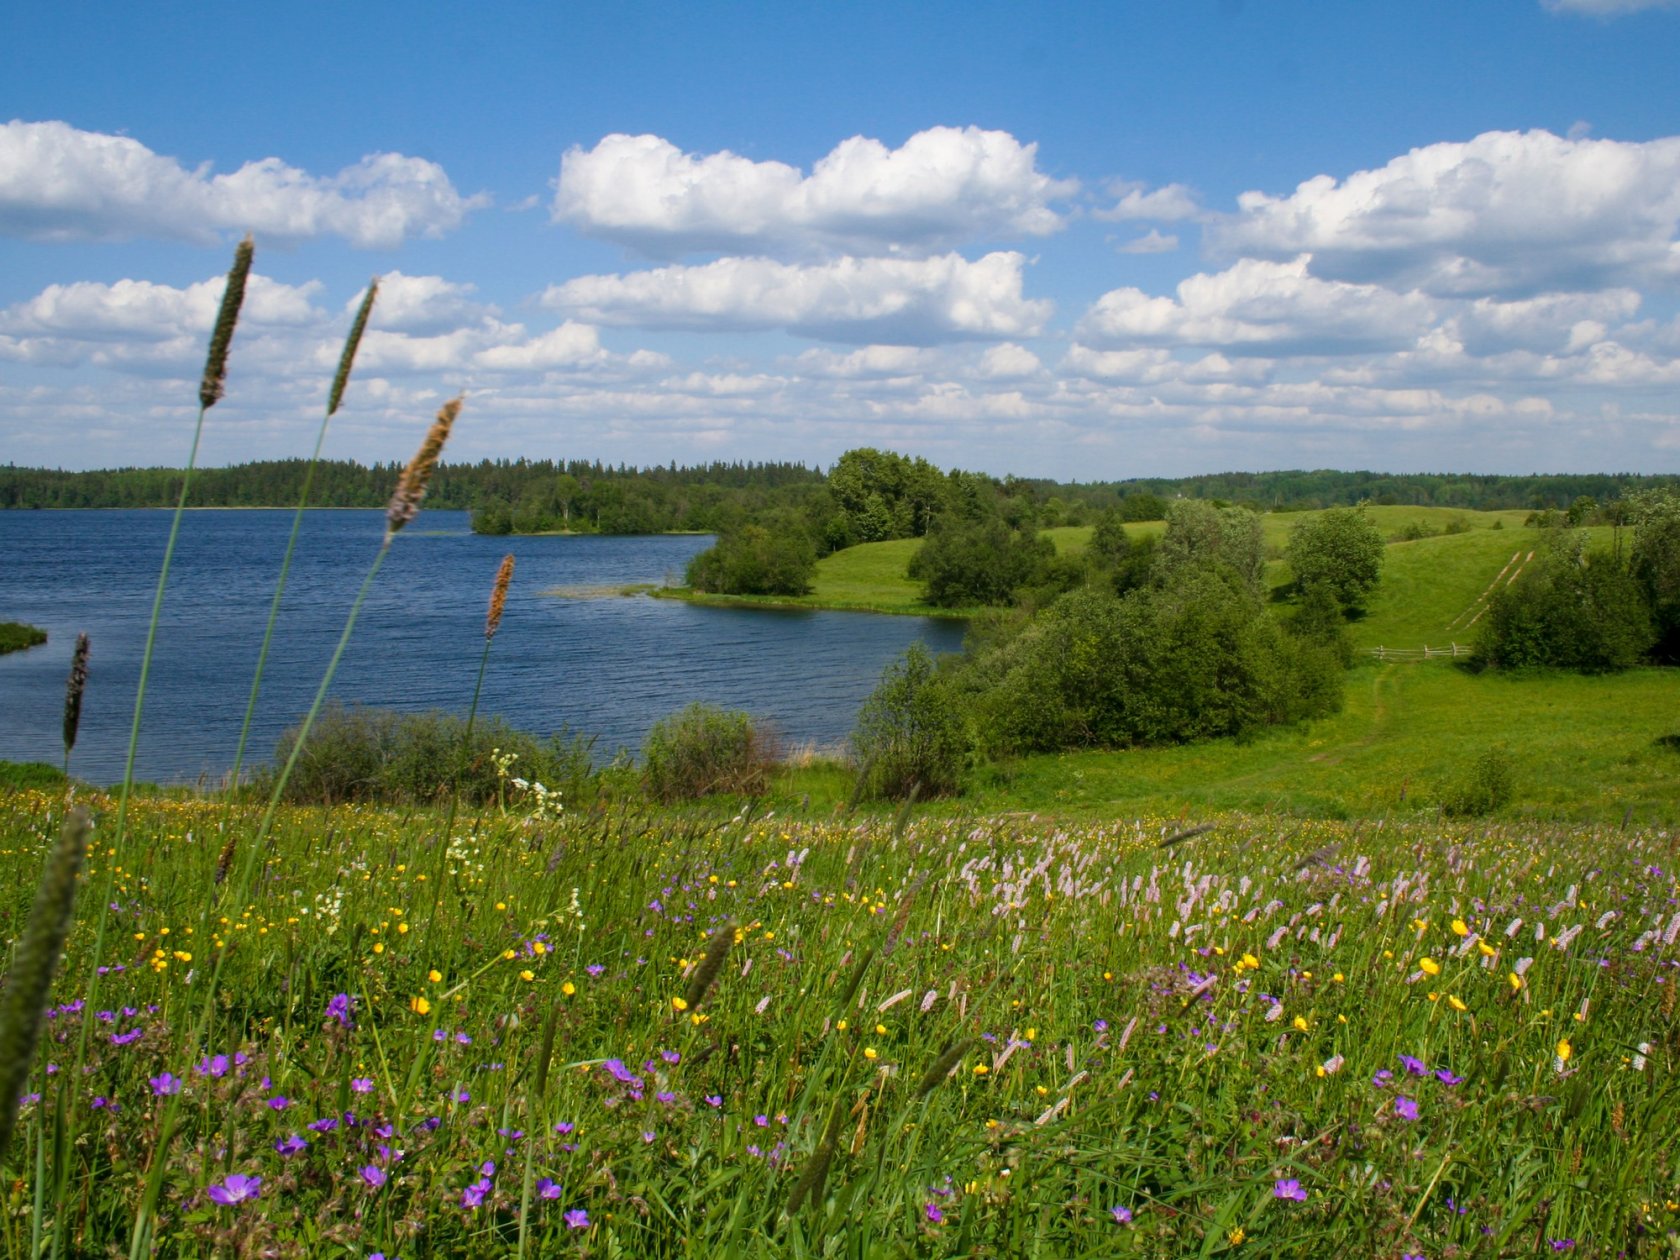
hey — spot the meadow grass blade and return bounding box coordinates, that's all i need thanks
[226,277,380,793]
[58,237,253,1258]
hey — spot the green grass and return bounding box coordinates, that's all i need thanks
[0,622,47,655]
[3,787,1676,1257]
[945,663,1680,823]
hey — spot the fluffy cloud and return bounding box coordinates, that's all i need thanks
[1115,228,1179,255]
[0,120,486,247]
[1078,257,1437,355]
[1095,180,1201,222]
[540,251,1051,344]
[0,274,321,343]
[1214,129,1680,297]
[553,127,1076,258]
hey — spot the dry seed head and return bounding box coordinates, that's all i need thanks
[199,235,254,410]
[385,396,463,540]
[486,554,515,640]
[62,632,89,757]
[0,807,92,1160]
[683,920,734,1012]
[328,277,379,416]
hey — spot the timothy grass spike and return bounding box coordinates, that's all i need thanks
[0,807,92,1161]
[61,632,89,764]
[786,1093,847,1215]
[198,235,254,410]
[915,1036,977,1096]
[486,553,515,639]
[684,920,734,1011]
[327,277,379,416]
[385,396,462,541]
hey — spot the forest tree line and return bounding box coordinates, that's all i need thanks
[3,457,1673,528]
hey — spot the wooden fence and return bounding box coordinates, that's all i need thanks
[1366,643,1472,662]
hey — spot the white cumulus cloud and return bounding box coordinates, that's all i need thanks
[553,126,1076,258]
[1077,257,1437,355]
[1214,129,1680,297]
[1095,180,1202,222]
[540,251,1051,344]
[0,120,487,247]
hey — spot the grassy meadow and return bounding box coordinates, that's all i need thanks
[3,788,1678,1258]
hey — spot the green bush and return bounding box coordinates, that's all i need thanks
[1286,506,1385,616]
[852,642,968,799]
[0,622,47,655]
[963,567,1342,758]
[686,524,815,596]
[1440,746,1516,817]
[908,516,1052,608]
[265,703,596,806]
[1471,538,1653,673]
[642,703,774,801]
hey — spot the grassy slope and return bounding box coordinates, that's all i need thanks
[768,510,1679,824]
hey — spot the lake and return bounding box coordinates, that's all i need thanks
[0,510,966,786]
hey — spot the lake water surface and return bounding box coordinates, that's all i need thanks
[0,510,965,785]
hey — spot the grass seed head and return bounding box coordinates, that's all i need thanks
[486,553,515,640]
[327,277,379,417]
[385,396,462,541]
[915,1036,977,1096]
[198,235,254,410]
[0,807,92,1160]
[62,632,89,757]
[684,920,734,1012]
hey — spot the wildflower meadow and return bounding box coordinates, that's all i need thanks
[1,792,1677,1256]
[2,236,1677,1259]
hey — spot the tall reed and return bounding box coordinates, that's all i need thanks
[128,398,462,1259]
[226,277,379,792]
[425,528,507,934]
[60,633,88,779]
[56,239,253,1258]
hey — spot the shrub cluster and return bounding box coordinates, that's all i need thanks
[850,643,967,799]
[642,703,776,801]
[265,703,595,806]
[1439,746,1516,817]
[853,502,1352,798]
[0,622,47,655]
[686,523,816,596]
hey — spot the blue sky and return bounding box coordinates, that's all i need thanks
[3,0,1679,478]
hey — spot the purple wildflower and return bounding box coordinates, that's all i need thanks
[925,1203,944,1223]
[1435,1068,1464,1085]
[351,1078,374,1094]
[564,1209,590,1230]
[207,1173,261,1205]
[1400,1054,1427,1076]
[1274,1178,1307,1201]
[1395,1095,1420,1121]
[461,1179,490,1209]
[326,993,353,1027]
[538,1177,563,1200]
[1111,1205,1133,1223]
[149,1072,181,1096]
[360,1165,387,1189]
[275,1134,307,1156]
